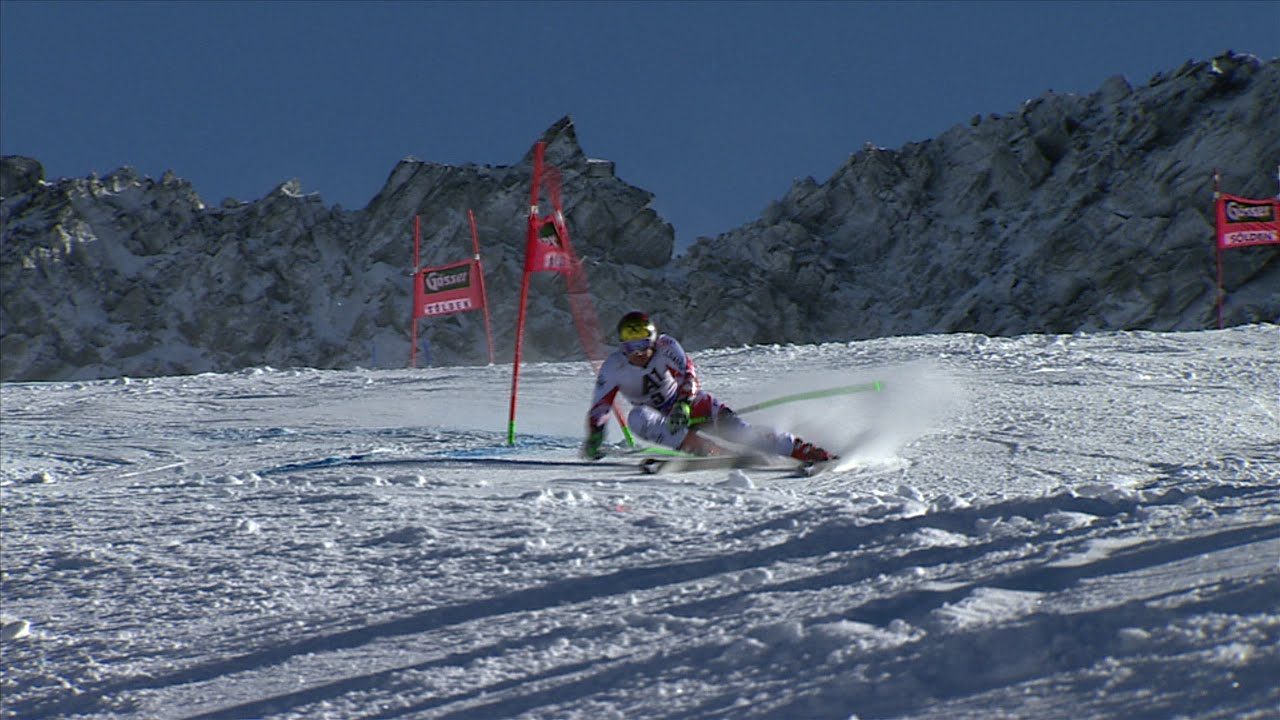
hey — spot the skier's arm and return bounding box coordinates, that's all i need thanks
[587,377,620,431]
[656,336,700,410]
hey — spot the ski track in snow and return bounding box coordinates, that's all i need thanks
[2,327,1278,719]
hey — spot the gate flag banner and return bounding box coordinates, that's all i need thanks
[414,259,486,319]
[525,217,574,274]
[1215,193,1280,249]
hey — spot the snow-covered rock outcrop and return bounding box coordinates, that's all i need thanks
[2,52,1276,382]
[2,118,674,380]
[670,52,1278,348]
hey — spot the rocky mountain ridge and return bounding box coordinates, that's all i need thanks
[2,51,1276,382]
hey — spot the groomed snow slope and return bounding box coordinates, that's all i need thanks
[2,326,1277,719]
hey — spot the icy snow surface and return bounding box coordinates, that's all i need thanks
[2,327,1278,719]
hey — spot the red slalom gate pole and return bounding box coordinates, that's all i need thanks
[507,270,534,444]
[1213,171,1223,330]
[468,209,496,364]
[507,142,632,446]
[507,145,544,445]
[410,215,421,368]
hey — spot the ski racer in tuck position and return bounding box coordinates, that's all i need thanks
[581,311,835,463]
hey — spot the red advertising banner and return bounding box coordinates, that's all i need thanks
[409,211,495,367]
[414,259,485,319]
[525,217,574,274]
[1215,193,1280,249]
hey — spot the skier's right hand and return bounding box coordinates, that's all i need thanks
[582,427,606,461]
[665,401,692,433]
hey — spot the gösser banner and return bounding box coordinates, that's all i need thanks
[409,211,495,367]
[1215,193,1280,249]
[1212,173,1280,330]
[414,259,484,319]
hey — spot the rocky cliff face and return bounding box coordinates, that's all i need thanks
[667,52,1279,348]
[1,119,675,380]
[2,52,1276,382]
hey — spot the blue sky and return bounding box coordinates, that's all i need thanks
[2,1,1276,250]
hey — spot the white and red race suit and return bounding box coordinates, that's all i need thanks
[587,334,794,454]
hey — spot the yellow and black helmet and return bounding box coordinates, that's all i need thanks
[617,311,657,352]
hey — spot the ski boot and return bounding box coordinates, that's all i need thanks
[790,438,835,463]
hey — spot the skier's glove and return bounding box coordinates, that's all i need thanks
[666,401,692,433]
[582,427,606,461]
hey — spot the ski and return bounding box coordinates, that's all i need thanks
[263,453,634,476]
[793,459,839,478]
[639,454,774,475]
[639,454,846,477]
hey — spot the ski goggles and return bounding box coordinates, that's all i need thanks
[620,338,654,355]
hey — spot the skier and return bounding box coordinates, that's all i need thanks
[582,311,835,464]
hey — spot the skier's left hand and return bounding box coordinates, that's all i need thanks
[582,427,606,461]
[666,401,692,433]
